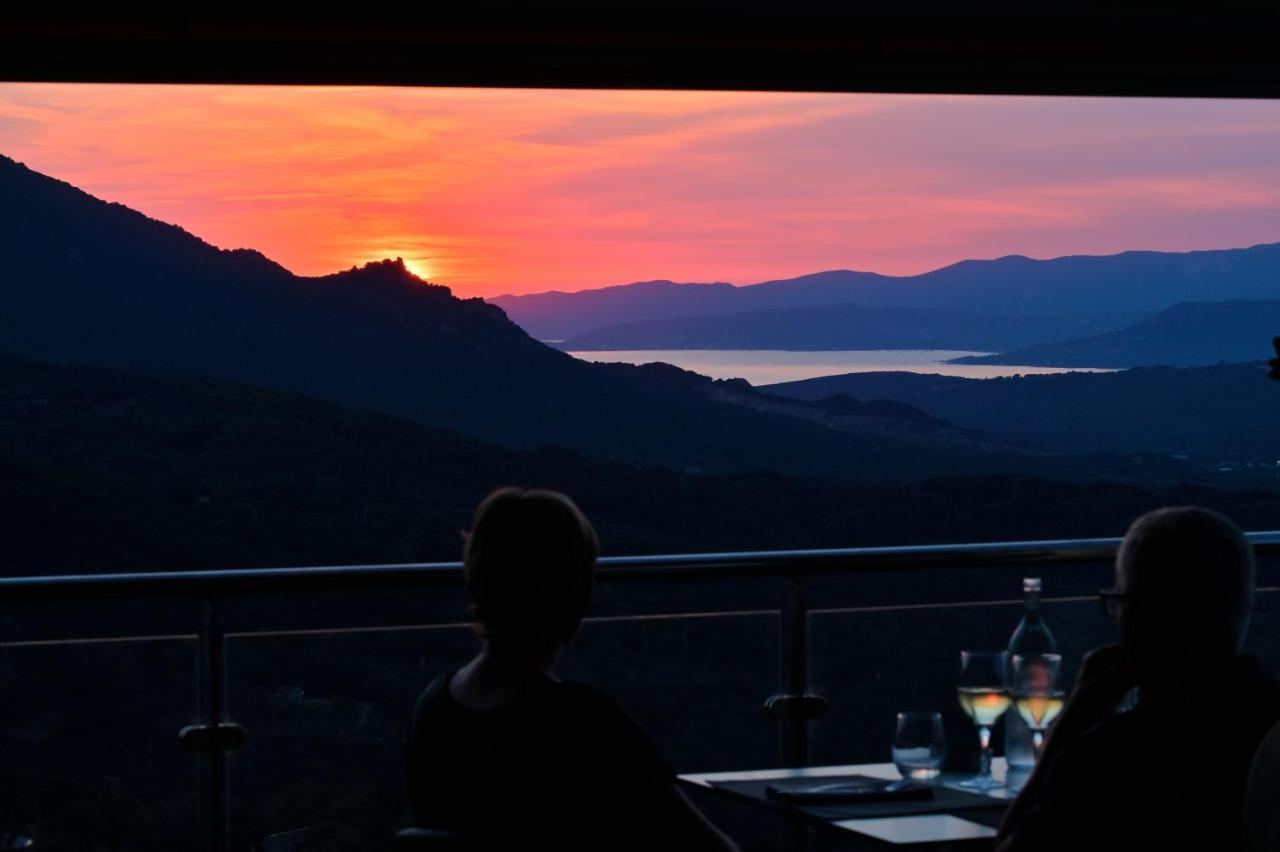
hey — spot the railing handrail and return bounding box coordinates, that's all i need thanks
[6,531,1280,602]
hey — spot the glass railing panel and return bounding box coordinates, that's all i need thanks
[802,557,1116,612]
[225,620,475,852]
[567,575,786,773]
[561,610,783,773]
[0,599,205,852]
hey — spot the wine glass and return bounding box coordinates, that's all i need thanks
[893,711,945,782]
[1011,653,1064,761]
[957,650,1010,790]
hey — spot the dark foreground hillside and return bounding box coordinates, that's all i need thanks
[6,352,1280,576]
[763,362,1280,466]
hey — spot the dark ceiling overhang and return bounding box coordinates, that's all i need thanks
[2,8,1280,97]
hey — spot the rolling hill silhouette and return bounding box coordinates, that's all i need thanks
[764,363,1280,462]
[952,300,1280,368]
[492,244,1280,342]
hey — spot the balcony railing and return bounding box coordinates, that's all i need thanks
[4,532,1280,852]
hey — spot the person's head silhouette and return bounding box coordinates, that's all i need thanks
[1113,506,1254,685]
[463,488,599,663]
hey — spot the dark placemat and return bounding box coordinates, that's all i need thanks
[708,775,1010,822]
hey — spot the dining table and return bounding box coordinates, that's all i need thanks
[679,758,1021,850]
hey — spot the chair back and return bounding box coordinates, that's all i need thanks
[394,827,514,851]
[1245,718,1280,852]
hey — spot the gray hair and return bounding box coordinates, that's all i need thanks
[1117,506,1254,653]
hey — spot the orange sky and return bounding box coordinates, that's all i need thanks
[2,84,1280,297]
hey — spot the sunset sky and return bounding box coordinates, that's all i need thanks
[2,84,1279,297]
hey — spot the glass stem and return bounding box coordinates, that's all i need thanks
[978,725,992,778]
[1032,730,1044,759]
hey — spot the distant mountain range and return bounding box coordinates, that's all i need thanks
[558,302,1139,352]
[952,300,1280,368]
[491,243,1280,342]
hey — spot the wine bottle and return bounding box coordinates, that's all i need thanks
[1006,577,1057,769]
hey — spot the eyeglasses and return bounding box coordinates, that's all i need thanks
[1097,588,1130,618]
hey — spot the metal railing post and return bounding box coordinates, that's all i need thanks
[181,600,244,850]
[782,577,809,767]
[765,576,830,767]
[207,599,227,852]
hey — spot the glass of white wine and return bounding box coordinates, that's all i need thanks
[1011,653,1065,761]
[957,649,1010,790]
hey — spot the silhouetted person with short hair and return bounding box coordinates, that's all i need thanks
[997,506,1280,852]
[407,488,739,852]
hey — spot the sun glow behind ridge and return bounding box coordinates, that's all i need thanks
[403,259,433,281]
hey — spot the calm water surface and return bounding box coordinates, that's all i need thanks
[565,349,1116,386]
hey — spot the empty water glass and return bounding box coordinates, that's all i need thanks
[893,711,946,781]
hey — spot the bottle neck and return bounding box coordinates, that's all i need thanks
[1023,589,1041,613]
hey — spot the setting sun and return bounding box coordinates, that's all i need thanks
[400,257,434,281]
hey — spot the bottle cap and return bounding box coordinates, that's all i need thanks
[1023,577,1042,592]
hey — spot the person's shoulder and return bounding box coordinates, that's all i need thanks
[419,671,454,701]
[412,671,457,722]
[550,681,650,730]
[547,681,640,728]
[1061,716,1128,764]
[551,681,674,776]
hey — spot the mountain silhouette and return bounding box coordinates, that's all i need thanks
[558,302,1137,352]
[952,300,1280,368]
[0,154,1032,483]
[492,244,1280,341]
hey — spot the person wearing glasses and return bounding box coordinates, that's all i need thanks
[996,506,1280,852]
[406,488,740,852]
